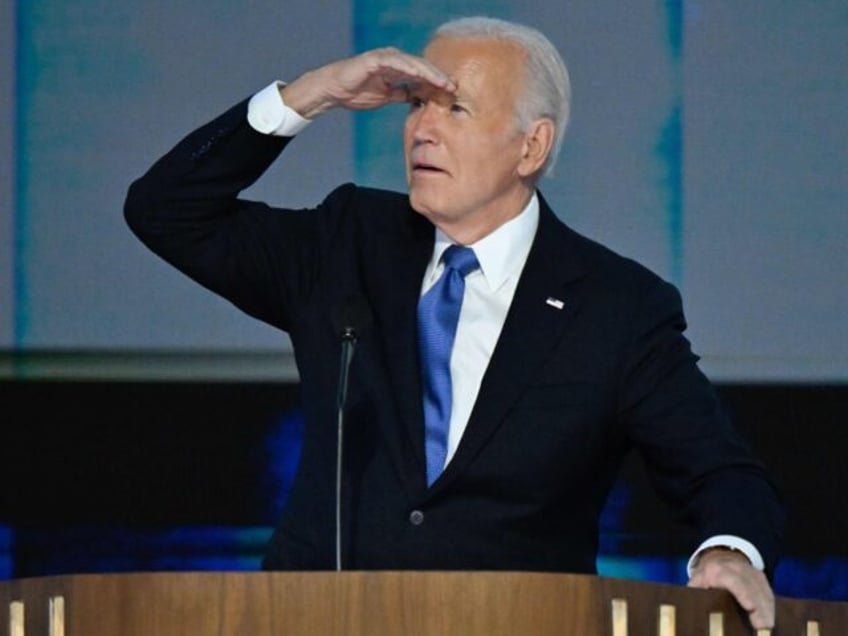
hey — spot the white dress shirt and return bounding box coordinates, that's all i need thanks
[419,201,538,466]
[246,81,765,575]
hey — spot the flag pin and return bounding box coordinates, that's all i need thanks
[545,297,565,310]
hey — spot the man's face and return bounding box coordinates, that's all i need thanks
[404,36,534,243]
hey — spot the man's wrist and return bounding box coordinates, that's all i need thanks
[687,535,765,577]
[247,81,311,137]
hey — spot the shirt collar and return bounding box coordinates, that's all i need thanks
[429,193,540,292]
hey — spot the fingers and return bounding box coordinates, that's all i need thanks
[282,46,455,118]
[688,549,775,629]
[355,46,456,99]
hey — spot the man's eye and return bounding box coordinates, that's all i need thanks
[409,97,424,109]
[450,104,467,114]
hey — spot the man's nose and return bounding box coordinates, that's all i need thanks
[411,103,441,143]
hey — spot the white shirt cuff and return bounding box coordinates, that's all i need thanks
[687,534,765,577]
[247,81,311,137]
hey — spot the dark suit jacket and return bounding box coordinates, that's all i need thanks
[125,99,785,575]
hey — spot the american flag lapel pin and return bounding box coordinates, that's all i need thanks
[545,297,565,310]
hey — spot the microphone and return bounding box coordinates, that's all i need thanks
[331,295,372,571]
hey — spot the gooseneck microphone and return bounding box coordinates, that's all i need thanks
[331,295,372,571]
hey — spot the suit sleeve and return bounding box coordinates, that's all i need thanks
[123,99,355,332]
[616,279,785,575]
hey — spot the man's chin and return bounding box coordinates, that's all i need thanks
[408,196,446,227]
[408,191,433,216]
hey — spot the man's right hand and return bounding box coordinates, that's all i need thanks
[280,47,456,119]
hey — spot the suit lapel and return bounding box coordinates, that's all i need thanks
[364,204,433,493]
[430,197,587,491]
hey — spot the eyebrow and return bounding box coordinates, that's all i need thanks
[406,83,470,105]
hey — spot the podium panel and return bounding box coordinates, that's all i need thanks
[2,571,846,635]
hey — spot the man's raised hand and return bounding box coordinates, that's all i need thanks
[281,47,456,119]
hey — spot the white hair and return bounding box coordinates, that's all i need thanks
[433,16,572,176]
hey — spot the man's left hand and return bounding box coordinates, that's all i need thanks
[688,547,775,630]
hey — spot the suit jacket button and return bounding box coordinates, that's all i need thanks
[409,510,424,526]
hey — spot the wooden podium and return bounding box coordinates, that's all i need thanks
[1,571,846,635]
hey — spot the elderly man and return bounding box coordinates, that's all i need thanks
[125,16,784,630]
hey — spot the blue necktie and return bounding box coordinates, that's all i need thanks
[418,245,480,486]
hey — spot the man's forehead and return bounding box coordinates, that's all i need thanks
[423,37,523,88]
[424,35,525,63]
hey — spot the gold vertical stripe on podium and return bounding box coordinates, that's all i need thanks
[9,601,24,636]
[709,611,724,636]
[658,604,675,636]
[48,596,64,636]
[756,630,772,636]
[806,620,821,636]
[611,598,628,636]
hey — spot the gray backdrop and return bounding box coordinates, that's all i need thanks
[2,1,846,382]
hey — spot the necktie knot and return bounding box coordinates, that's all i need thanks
[442,245,479,279]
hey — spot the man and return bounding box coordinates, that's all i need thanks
[125,16,784,629]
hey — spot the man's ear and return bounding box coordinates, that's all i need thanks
[517,118,555,177]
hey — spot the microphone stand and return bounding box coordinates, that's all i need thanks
[335,326,358,571]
